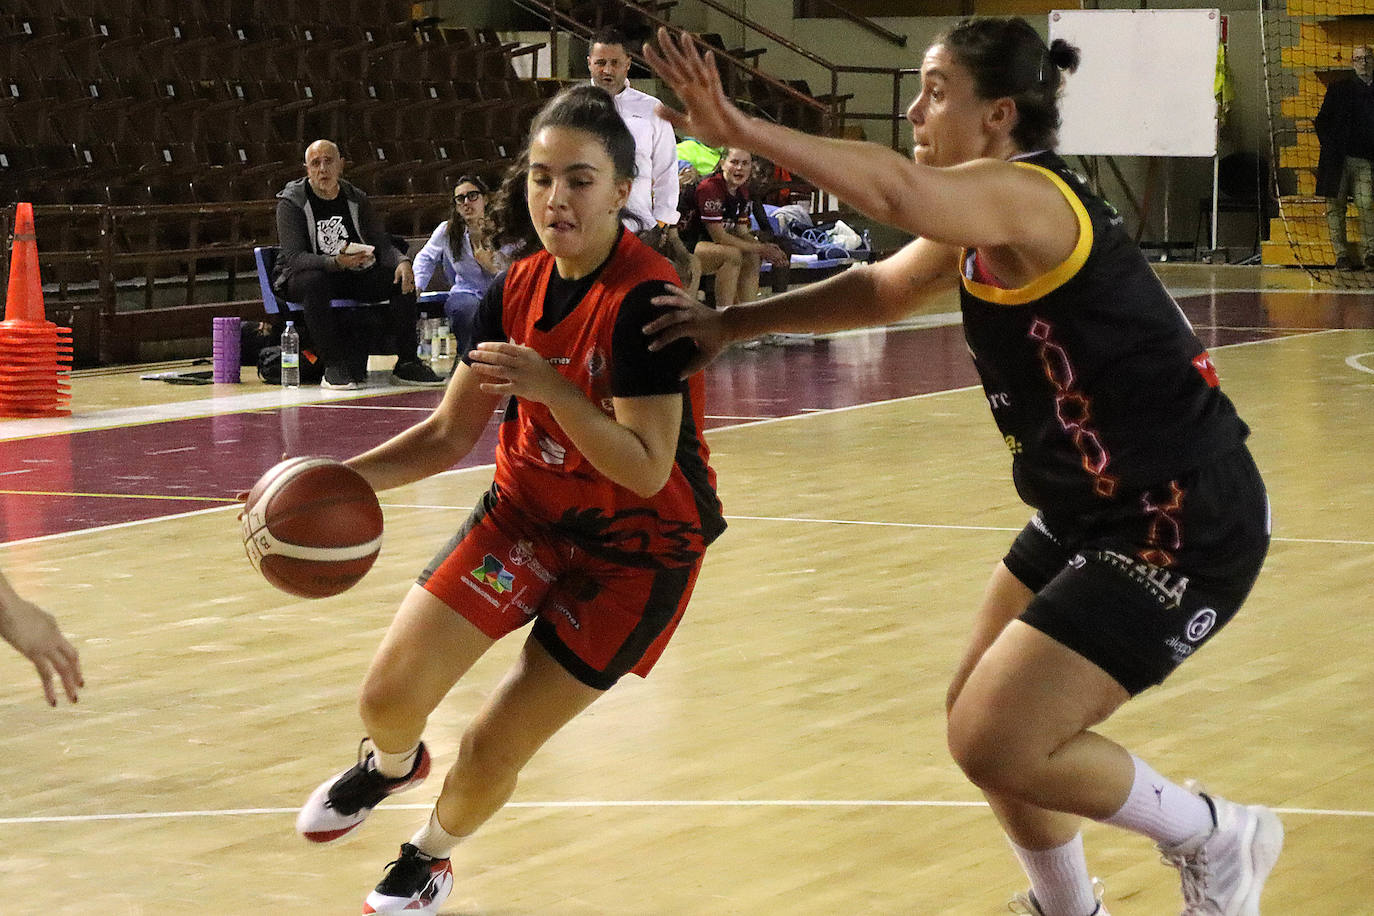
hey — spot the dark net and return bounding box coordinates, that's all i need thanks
[1263,0,1374,284]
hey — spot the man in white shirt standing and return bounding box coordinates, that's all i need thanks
[588,27,698,292]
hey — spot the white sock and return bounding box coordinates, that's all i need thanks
[1101,755,1215,849]
[1009,833,1098,916]
[410,809,463,859]
[372,742,419,779]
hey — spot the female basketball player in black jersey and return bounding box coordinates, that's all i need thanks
[292,85,724,915]
[645,19,1280,916]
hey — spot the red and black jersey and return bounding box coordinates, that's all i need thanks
[681,173,749,250]
[472,230,725,566]
[958,151,1249,515]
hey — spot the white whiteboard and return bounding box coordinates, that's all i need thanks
[1049,9,1219,157]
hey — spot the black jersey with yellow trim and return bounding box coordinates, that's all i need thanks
[957,150,1249,515]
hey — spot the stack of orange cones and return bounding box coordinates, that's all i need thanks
[0,202,72,418]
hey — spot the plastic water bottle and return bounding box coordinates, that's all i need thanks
[417,318,431,363]
[280,320,300,388]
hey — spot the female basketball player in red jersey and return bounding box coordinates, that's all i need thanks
[294,85,725,915]
[643,20,1280,916]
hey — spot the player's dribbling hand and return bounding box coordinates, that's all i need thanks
[644,285,726,377]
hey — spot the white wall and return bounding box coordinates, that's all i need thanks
[658,1,1270,244]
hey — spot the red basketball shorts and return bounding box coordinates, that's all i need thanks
[419,491,703,690]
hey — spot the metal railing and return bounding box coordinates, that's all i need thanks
[799,0,906,48]
[511,0,918,149]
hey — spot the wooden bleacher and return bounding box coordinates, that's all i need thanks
[0,0,555,364]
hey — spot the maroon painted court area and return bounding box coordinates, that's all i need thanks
[1,289,1367,543]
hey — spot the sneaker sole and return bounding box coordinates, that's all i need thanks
[362,864,453,915]
[1235,805,1283,916]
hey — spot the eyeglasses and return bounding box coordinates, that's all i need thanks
[454,190,484,203]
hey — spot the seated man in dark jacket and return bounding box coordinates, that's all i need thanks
[273,139,444,389]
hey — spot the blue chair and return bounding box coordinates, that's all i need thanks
[253,246,447,315]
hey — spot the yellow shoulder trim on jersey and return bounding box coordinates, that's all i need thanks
[959,162,1093,306]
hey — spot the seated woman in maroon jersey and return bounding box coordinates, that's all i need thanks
[678,147,788,308]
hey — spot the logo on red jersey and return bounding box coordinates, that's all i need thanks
[1191,352,1220,387]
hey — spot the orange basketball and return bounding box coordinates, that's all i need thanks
[242,457,384,599]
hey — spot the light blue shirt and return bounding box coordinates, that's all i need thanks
[413,221,505,299]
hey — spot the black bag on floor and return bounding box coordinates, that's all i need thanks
[256,345,324,385]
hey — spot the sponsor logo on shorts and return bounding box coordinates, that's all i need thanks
[1031,513,1059,544]
[1185,607,1217,642]
[470,554,515,593]
[1093,549,1190,609]
[1165,635,1194,662]
[508,540,534,566]
[507,540,555,584]
[548,600,581,630]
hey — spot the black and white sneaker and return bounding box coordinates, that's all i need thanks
[296,739,431,843]
[390,360,446,387]
[321,365,359,390]
[362,843,454,915]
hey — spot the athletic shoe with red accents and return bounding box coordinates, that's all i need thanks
[362,843,454,915]
[296,739,430,843]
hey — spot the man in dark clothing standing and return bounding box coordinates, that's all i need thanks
[274,140,444,389]
[1315,46,1374,270]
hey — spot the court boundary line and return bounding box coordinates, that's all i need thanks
[1,798,1368,827]
[6,502,1367,551]
[1346,350,1374,375]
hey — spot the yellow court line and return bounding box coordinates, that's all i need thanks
[0,489,236,502]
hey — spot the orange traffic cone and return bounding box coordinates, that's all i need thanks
[0,202,72,418]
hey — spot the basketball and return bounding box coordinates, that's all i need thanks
[242,457,384,599]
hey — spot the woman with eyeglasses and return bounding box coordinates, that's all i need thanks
[413,176,513,352]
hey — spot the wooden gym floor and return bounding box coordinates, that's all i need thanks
[0,263,1370,914]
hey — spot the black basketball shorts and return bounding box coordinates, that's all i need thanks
[1004,446,1270,695]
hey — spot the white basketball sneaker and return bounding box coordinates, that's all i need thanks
[296,739,431,843]
[1158,782,1283,916]
[1008,877,1110,915]
[362,843,454,915]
